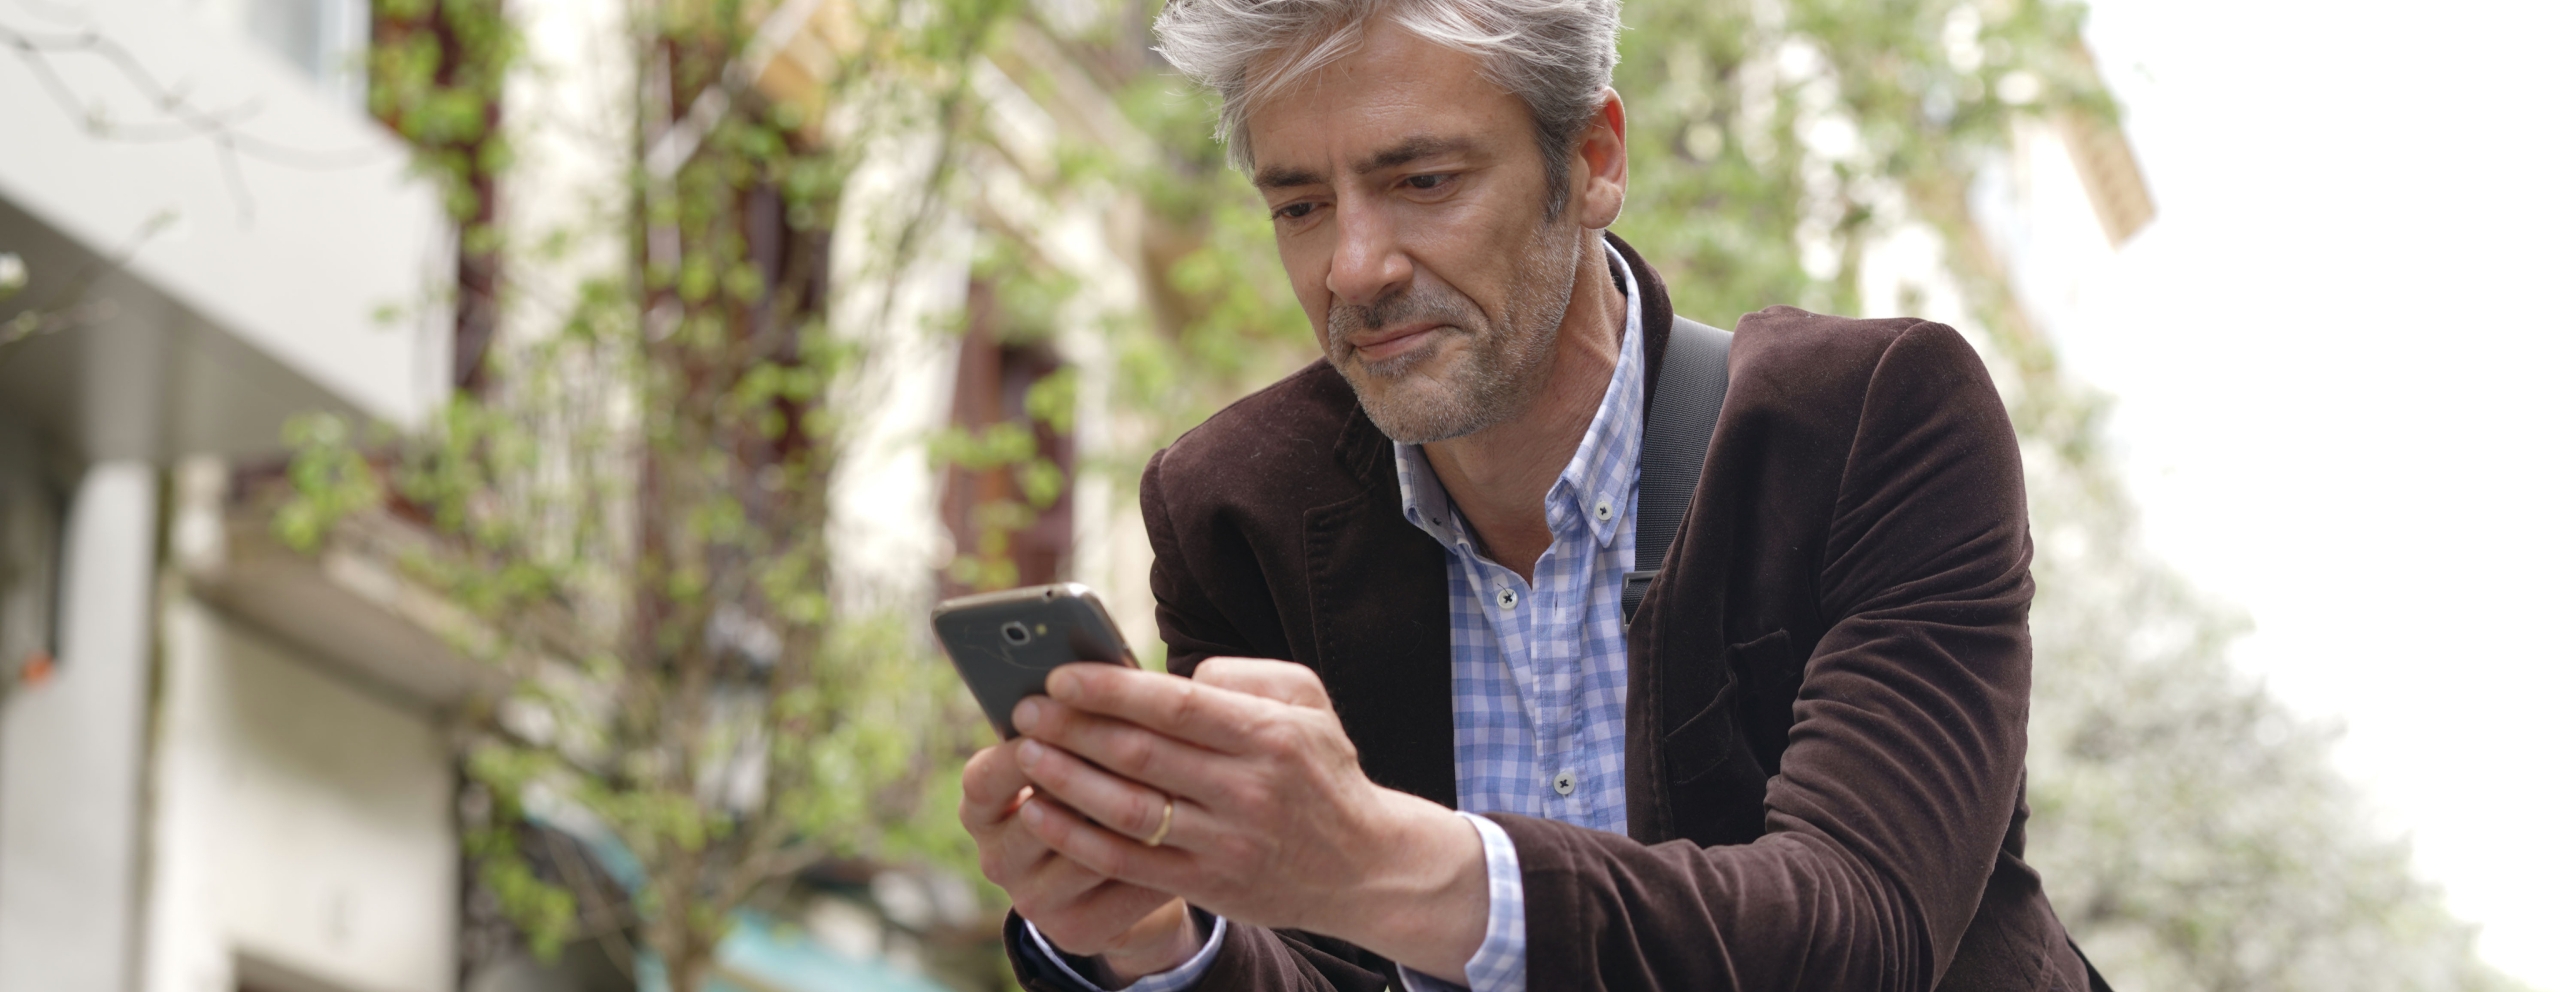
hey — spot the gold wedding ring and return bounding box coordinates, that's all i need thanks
[1143,797,1175,848]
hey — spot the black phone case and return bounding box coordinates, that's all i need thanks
[931,583,1136,737]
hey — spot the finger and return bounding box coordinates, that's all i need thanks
[1006,840,1115,921]
[1193,656,1331,709]
[959,742,1034,831]
[1020,793,1191,895]
[1013,696,1235,803]
[1038,884,1186,958]
[1046,663,1270,754]
[1015,737,1181,845]
[986,799,1072,885]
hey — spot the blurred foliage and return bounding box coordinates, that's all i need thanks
[2024,441,2527,992]
[282,0,2533,988]
[369,0,519,223]
[284,1,1013,989]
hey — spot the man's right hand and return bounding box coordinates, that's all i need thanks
[961,738,1205,987]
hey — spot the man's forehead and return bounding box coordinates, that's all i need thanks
[1250,134,1482,190]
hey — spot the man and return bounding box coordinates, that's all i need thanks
[958,1,2099,989]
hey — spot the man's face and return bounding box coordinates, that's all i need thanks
[1246,25,1589,444]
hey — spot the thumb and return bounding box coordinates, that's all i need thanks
[1191,656,1331,709]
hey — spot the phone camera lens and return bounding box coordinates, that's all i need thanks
[1000,621,1033,646]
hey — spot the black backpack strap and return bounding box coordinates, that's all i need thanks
[1621,314,1733,630]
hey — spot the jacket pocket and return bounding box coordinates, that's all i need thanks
[1663,666,1740,785]
[1729,628,1800,701]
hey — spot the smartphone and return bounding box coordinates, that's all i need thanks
[932,582,1138,737]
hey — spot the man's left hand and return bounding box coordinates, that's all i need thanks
[1009,657,1488,982]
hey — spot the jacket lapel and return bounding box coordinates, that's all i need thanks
[1302,404,1459,809]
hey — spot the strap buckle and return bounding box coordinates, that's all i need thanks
[1619,568,1660,631]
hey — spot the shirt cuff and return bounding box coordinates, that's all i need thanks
[1394,811,1526,992]
[1019,910,1228,992]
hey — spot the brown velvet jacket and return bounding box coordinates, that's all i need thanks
[1011,236,2092,991]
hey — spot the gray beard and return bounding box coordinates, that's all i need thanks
[1326,227,1582,444]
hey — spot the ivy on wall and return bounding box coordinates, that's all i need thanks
[369,0,518,390]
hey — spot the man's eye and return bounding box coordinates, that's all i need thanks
[1408,174,1451,191]
[1275,202,1317,220]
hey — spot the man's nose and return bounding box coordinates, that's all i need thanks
[1324,198,1412,307]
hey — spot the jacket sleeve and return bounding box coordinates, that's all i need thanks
[1502,320,2038,991]
[1004,450,1408,992]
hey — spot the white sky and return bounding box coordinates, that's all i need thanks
[2043,0,2560,986]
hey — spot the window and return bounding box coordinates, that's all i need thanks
[0,423,61,693]
[939,277,1075,596]
[242,0,369,108]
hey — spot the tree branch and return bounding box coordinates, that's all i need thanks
[0,22,394,223]
[0,209,174,356]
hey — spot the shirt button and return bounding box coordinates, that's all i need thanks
[1496,587,1519,610]
[1596,501,1613,521]
[1552,770,1576,796]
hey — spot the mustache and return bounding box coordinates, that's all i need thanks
[1327,286,1475,348]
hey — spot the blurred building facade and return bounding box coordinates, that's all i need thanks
[0,1,451,990]
[1,2,2177,991]
[0,0,1144,989]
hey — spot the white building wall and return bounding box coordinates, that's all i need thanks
[0,462,160,992]
[1851,118,2124,354]
[144,593,458,992]
[828,130,970,611]
[507,0,635,316]
[1977,120,2129,336]
[0,0,447,437]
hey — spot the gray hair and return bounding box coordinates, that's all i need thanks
[1154,0,1623,218]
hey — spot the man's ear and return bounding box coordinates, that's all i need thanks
[1573,88,1630,230]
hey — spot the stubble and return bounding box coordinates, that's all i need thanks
[1325,224,1583,444]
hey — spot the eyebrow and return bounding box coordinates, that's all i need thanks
[1253,165,1323,190]
[1251,135,1477,190]
[1358,136,1470,175]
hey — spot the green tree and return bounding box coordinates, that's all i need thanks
[282,2,1021,989]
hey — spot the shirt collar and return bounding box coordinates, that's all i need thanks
[1395,241,1647,552]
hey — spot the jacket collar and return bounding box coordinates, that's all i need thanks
[1614,231,1678,414]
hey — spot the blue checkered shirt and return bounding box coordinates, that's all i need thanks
[1390,242,1643,991]
[1025,243,1645,992]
